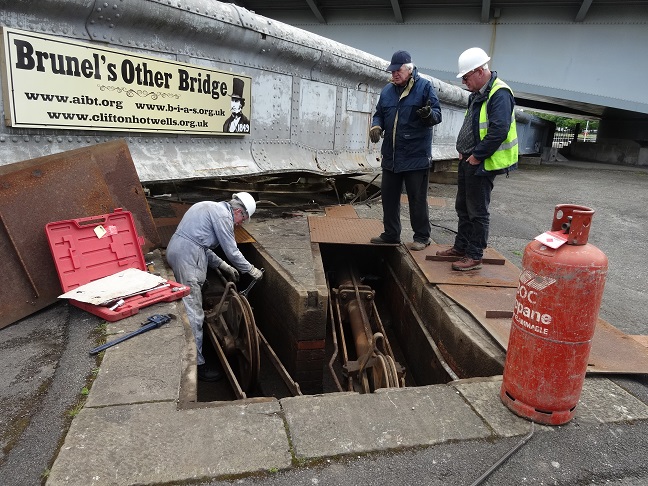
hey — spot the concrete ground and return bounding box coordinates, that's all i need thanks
[1,157,647,486]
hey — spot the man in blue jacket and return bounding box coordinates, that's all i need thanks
[437,47,518,271]
[369,50,442,251]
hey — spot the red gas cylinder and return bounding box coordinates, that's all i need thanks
[500,204,608,425]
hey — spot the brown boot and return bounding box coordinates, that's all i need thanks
[436,247,465,257]
[451,257,482,271]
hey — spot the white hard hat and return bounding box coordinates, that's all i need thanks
[233,192,256,218]
[457,47,491,78]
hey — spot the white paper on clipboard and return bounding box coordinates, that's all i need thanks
[534,231,568,249]
[58,268,167,305]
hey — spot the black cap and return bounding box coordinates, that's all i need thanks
[386,50,412,72]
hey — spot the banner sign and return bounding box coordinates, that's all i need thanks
[0,27,252,135]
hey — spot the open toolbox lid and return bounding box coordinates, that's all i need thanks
[45,208,188,321]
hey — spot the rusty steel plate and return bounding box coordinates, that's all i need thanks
[400,194,447,207]
[235,226,256,244]
[324,204,358,218]
[438,284,648,374]
[0,140,158,329]
[308,216,389,245]
[630,335,648,348]
[438,284,517,348]
[410,244,520,288]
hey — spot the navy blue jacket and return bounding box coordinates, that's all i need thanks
[372,68,442,172]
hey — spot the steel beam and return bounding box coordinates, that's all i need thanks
[481,0,491,23]
[390,0,403,23]
[575,0,593,22]
[305,0,326,23]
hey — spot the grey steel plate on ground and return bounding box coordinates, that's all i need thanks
[409,244,520,287]
[438,284,648,374]
[308,216,388,245]
[0,140,158,329]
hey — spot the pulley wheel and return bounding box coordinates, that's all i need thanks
[385,355,400,388]
[371,354,390,391]
[238,293,261,390]
[222,292,260,392]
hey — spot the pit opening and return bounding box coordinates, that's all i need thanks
[194,241,505,403]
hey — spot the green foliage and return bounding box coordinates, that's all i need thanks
[528,111,599,131]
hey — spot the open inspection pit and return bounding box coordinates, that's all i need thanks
[165,203,509,407]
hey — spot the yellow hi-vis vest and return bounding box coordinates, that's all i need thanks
[479,78,518,171]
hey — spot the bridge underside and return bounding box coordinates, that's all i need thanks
[231,1,648,144]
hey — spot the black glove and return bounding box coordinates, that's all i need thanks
[416,100,432,119]
[369,126,382,143]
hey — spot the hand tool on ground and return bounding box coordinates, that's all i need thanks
[89,314,175,355]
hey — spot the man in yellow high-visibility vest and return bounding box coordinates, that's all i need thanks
[437,47,518,271]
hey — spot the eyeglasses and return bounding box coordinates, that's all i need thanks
[462,69,479,82]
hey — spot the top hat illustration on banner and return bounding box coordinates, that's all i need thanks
[231,78,245,101]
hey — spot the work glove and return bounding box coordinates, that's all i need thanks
[369,126,382,143]
[249,266,263,280]
[416,100,432,119]
[218,261,240,282]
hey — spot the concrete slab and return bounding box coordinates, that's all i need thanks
[280,386,490,460]
[246,216,318,287]
[86,305,186,407]
[453,376,648,438]
[46,401,291,486]
[453,376,541,437]
[575,377,648,424]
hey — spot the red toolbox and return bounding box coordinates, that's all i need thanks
[45,208,189,321]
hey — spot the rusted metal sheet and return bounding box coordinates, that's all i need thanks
[324,204,358,218]
[631,335,648,347]
[410,244,519,288]
[400,194,447,208]
[0,140,159,329]
[308,216,387,245]
[426,254,505,265]
[438,284,648,374]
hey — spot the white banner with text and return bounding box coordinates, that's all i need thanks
[0,27,252,135]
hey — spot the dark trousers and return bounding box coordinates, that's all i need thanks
[380,168,431,243]
[453,159,496,260]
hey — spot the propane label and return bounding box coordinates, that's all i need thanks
[513,270,557,336]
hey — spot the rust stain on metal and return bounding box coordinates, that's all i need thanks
[400,194,447,207]
[0,140,159,329]
[426,254,505,265]
[630,335,648,347]
[410,244,519,288]
[587,321,648,373]
[324,204,358,218]
[438,283,648,374]
[308,216,388,245]
[235,226,256,244]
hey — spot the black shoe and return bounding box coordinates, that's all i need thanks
[410,240,431,251]
[197,363,224,382]
[370,235,400,245]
